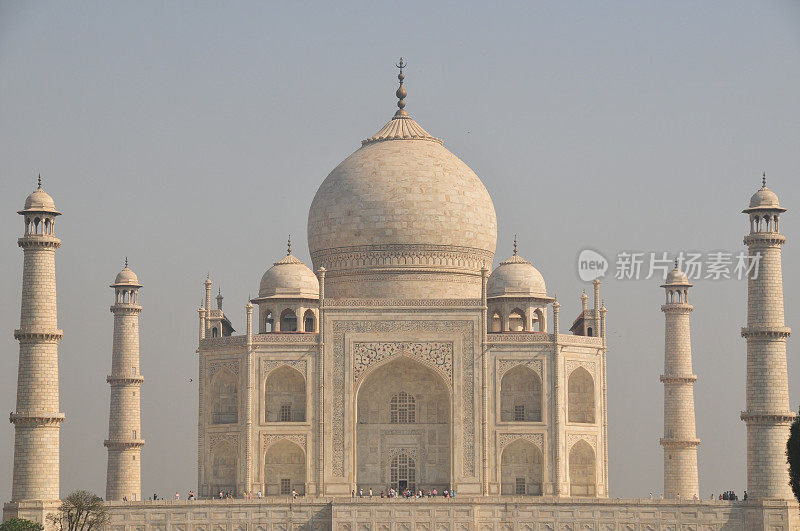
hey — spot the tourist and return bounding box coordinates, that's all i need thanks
[369,488,373,498]
[648,492,652,500]
[188,490,195,500]
[359,488,363,497]
[175,491,180,500]
[351,489,355,498]
[257,490,262,499]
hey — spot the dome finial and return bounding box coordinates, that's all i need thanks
[674,258,678,269]
[513,235,518,256]
[762,171,767,188]
[287,235,292,256]
[394,58,408,118]
[125,256,128,268]
[37,173,42,189]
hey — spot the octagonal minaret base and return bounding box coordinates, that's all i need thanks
[660,264,699,500]
[105,264,144,501]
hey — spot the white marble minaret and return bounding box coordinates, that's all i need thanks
[741,176,795,500]
[660,263,699,499]
[105,261,145,501]
[5,177,65,523]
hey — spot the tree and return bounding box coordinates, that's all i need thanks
[787,410,800,502]
[0,518,44,531]
[46,491,110,531]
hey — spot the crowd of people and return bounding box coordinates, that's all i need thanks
[351,488,456,499]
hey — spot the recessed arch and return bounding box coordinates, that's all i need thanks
[568,366,595,423]
[280,309,297,332]
[569,439,596,496]
[303,309,315,332]
[491,312,502,333]
[211,369,238,424]
[501,439,543,495]
[264,439,305,496]
[355,356,450,493]
[210,441,237,496]
[500,365,542,422]
[265,365,306,422]
[508,308,525,332]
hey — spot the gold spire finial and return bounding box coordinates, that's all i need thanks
[124,256,128,268]
[762,171,767,188]
[513,235,518,256]
[394,58,408,117]
[287,235,292,256]
[37,173,42,189]
[674,258,678,269]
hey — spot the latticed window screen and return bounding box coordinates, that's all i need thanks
[514,405,525,421]
[280,404,292,422]
[390,453,416,491]
[390,391,416,423]
[280,478,291,495]
[515,477,526,495]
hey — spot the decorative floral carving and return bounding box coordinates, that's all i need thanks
[208,432,238,452]
[566,433,597,450]
[262,433,307,452]
[325,298,482,308]
[497,432,544,452]
[353,342,452,382]
[208,359,240,377]
[252,334,318,343]
[497,359,543,379]
[565,359,596,377]
[331,320,475,478]
[262,359,308,378]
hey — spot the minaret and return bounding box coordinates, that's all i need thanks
[659,262,699,499]
[741,176,795,499]
[9,177,65,506]
[105,260,144,501]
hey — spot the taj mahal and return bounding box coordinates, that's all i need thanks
[3,64,800,530]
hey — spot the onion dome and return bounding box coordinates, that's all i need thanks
[258,252,319,299]
[661,262,691,287]
[487,243,548,298]
[307,60,496,299]
[112,259,141,287]
[19,175,60,215]
[744,173,785,213]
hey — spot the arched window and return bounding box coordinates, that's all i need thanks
[280,309,297,332]
[500,366,542,422]
[501,439,543,495]
[587,327,593,337]
[211,442,237,496]
[491,312,502,333]
[211,327,219,338]
[211,370,238,424]
[390,391,416,423]
[535,308,545,332]
[569,440,596,496]
[263,310,274,333]
[508,309,525,332]
[303,310,315,332]
[264,439,305,496]
[568,367,595,423]
[390,453,416,492]
[265,366,306,422]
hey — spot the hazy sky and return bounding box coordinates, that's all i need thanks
[1,1,799,501]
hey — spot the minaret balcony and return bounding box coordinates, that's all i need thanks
[659,437,700,448]
[740,411,796,423]
[743,232,786,246]
[9,412,65,426]
[659,374,697,383]
[107,375,145,385]
[741,326,791,339]
[104,439,145,449]
[17,235,61,249]
[14,328,63,341]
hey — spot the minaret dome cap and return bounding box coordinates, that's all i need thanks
[743,175,786,213]
[19,178,60,215]
[661,265,691,288]
[112,266,141,287]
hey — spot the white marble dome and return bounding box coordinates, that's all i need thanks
[113,266,140,286]
[258,254,319,299]
[748,186,781,209]
[21,182,58,214]
[307,112,497,299]
[487,254,547,298]
[664,266,690,286]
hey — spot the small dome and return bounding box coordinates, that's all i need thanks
[487,254,547,298]
[663,266,690,286]
[20,182,59,214]
[113,266,140,286]
[748,186,781,209]
[258,254,319,299]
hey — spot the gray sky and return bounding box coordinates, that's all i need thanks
[1,1,799,501]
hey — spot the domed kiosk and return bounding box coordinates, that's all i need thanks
[307,65,497,299]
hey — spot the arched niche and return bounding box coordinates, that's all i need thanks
[211,369,238,424]
[567,366,595,423]
[264,439,305,496]
[500,439,543,495]
[500,365,542,422]
[265,366,306,422]
[569,439,596,496]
